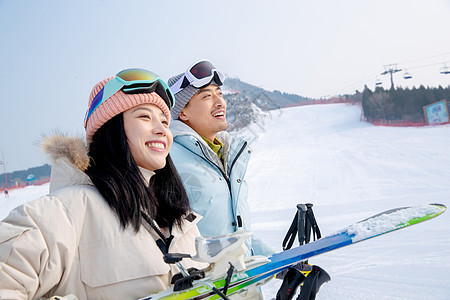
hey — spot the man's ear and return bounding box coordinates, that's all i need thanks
[179,109,189,122]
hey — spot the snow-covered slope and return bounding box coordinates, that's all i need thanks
[0,184,49,220]
[1,103,449,299]
[245,104,450,299]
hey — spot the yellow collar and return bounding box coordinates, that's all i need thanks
[201,136,224,156]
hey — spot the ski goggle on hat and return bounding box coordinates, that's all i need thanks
[84,68,175,128]
[170,60,226,95]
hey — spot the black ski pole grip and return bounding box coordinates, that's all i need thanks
[306,203,321,240]
[296,204,307,245]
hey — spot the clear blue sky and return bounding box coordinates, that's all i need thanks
[1,0,450,172]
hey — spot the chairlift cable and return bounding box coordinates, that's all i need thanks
[320,70,381,98]
[397,51,450,65]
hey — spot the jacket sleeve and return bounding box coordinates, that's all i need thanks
[0,195,77,300]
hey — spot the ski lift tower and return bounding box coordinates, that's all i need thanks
[381,64,402,89]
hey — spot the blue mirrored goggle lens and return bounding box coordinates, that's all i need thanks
[116,68,159,82]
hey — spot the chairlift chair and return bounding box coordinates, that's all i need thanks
[375,78,382,86]
[403,70,412,79]
[440,64,450,75]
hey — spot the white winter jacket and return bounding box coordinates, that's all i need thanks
[0,135,206,300]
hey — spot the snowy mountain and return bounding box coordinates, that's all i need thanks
[1,103,449,299]
[223,77,310,131]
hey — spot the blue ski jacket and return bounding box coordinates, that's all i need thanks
[170,120,274,257]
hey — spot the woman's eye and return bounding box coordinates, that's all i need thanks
[140,114,151,119]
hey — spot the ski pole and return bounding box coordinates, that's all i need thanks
[296,204,307,245]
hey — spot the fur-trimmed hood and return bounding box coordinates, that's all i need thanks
[40,134,91,193]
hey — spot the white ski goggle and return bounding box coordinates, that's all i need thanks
[170,60,226,95]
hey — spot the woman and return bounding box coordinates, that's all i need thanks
[0,69,206,299]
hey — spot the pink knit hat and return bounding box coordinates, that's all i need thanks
[85,77,171,142]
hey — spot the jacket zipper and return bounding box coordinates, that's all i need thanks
[229,141,247,172]
[197,141,230,190]
[197,140,247,191]
[196,139,248,229]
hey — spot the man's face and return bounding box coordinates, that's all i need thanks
[179,84,228,141]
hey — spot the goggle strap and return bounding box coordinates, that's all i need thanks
[83,108,90,128]
[213,72,224,86]
[170,75,189,95]
[84,87,105,128]
[102,78,125,105]
[181,77,191,89]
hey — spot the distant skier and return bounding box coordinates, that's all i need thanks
[4,189,8,197]
[168,59,274,257]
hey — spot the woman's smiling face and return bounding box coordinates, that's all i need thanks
[123,103,173,171]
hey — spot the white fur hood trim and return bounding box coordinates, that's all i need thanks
[40,134,91,193]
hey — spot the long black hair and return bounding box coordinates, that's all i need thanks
[85,113,190,231]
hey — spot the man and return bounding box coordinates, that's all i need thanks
[168,60,273,256]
